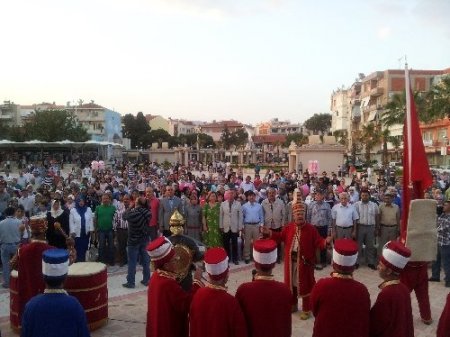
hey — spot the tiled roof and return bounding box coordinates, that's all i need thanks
[201,120,243,129]
[252,135,287,144]
[145,114,158,122]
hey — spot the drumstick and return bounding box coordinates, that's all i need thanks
[54,222,77,264]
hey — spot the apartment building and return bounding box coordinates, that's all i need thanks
[0,101,21,127]
[330,67,449,160]
[67,102,122,142]
[200,120,244,142]
[255,118,304,136]
[146,115,170,133]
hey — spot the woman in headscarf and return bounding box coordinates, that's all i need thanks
[69,196,94,262]
[46,199,70,248]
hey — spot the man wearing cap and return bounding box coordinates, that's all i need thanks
[235,240,291,337]
[189,247,247,337]
[242,190,264,264]
[21,249,90,337]
[370,241,413,337]
[307,189,332,269]
[13,215,54,326]
[377,192,400,257]
[146,236,203,337]
[262,199,332,319]
[261,187,286,263]
[310,239,371,337]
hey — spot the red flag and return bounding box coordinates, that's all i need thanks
[401,65,433,239]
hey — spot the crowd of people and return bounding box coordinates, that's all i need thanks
[0,160,450,336]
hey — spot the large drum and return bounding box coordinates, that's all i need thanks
[65,262,108,330]
[10,270,20,331]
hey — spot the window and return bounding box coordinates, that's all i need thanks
[422,131,432,141]
[438,129,447,141]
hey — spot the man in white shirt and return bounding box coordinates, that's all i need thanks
[18,188,35,217]
[331,192,359,240]
[240,176,255,193]
[354,189,379,270]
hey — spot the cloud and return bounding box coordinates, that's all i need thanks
[412,0,450,38]
[370,0,450,39]
[377,26,392,40]
[149,0,285,18]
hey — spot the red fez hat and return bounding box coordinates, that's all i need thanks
[253,239,277,269]
[146,237,175,268]
[333,239,358,273]
[204,247,229,281]
[380,241,411,273]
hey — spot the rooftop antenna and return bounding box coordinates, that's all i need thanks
[398,55,407,69]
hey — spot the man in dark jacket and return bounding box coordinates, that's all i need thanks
[122,196,151,288]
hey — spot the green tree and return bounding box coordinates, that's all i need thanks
[232,128,249,149]
[360,123,381,165]
[333,130,348,147]
[381,91,430,127]
[303,113,332,135]
[176,133,215,148]
[122,112,151,148]
[380,128,390,167]
[220,126,234,150]
[388,135,402,161]
[24,110,89,142]
[428,75,450,119]
[283,133,308,147]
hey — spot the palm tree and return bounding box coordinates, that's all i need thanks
[361,123,381,165]
[381,91,431,127]
[380,128,390,167]
[388,135,403,161]
[428,75,450,119]
[333,130,349,148]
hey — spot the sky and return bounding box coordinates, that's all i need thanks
[1,0,449,125]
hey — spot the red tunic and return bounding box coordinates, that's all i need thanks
[235,278,292,337]
[437,293,450,337]
[369,281,414,337]
[271,223,326,297]
[146,270,199,337]
[311,274,371,337]
[399,261,431,321]
[17,240,54,321]
[190,286,248,337]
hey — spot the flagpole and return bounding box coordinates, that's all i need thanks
[405,63,412,185]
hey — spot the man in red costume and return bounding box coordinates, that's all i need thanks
[400,264,432,325]
[262,198,332,319]
[437,293,450,337]
[236,239,291,337]
[146,236,203,337]
[310,239,370,337]
[13,214,54,326]
[370,241,413,337]
[189,247,248,337]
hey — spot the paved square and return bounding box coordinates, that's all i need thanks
[0,263,447,336]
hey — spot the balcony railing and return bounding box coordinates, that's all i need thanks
[369,87,384,97]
